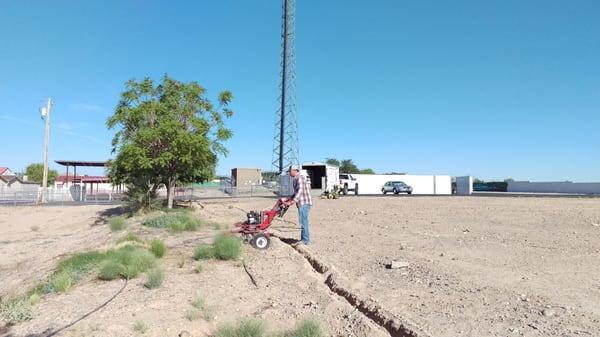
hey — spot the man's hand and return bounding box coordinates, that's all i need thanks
[285,199,296,206]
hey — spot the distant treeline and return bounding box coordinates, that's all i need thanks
[473,182,508,192]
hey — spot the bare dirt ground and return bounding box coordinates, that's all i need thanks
[2,196,600,337]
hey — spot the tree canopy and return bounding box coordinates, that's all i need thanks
[325,158,375,174]
[24,163,58,184]
[107,75,234,209]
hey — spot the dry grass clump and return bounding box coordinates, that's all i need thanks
[193,234,241,261]
[98,246,157,280]
[213,319,324,337]
[144,267,164,289]
[109,216,128,231]
[117,232,143,244]
[134,320,148,334]
[213,234,241,260]
[214,319,266,337]
[149,239,166,258]
[142,211,201,232]
[0,298,33,324]
[193,245,214,260]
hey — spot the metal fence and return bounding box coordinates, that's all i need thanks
[0,189,124,206]
[171,184,278,200]
[0,184,277,207]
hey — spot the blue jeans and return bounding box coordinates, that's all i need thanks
[298,204,310,244]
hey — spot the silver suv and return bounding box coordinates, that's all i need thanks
[382,181,413,195]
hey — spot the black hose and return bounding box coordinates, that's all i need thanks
[43,278,128,337]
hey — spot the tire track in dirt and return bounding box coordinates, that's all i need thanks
[275,235,431,337]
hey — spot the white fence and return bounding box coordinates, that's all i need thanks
[352,174,452,195]
[507,181,600,195]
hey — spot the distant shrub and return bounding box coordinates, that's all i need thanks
[28,293,40,305]
[285,319,324,337]
[30,225,40,232]
[134,320,148,334]
[142,212,200,232]
[109,216,128,231]
[191,294,206,309]
[215,319,266,337]
[51,272,72,293]
[184,309,202,321]
[213,234,241,260]
[149,239,166,258]
[144,267,164,289]
[0,298,33,324]
[117,233,143,244]
[193,245,214,260]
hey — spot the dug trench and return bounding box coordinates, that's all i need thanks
[274,234,431,337]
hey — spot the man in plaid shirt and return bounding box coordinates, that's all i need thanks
[286,165,312,245]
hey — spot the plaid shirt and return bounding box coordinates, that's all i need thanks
[293,174,313,206]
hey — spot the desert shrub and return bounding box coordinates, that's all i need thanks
[177,255,186,268]
[51,272,72,293]
[193,245,214,260]
[149,239,166,258]
[194,262,203,273]
[142,212,200,232]
[30,225,40,232]
[215,319,266,337]
[134,320,148,334]
[144,267,164,289]
[0,298,33,324]
[98,260,124,281]
[285,319,324,337]
[185,308,202,321]
[191,294,206,309]
[32,251,106,295]
[99,246,157,280]
[117,233,143,244]
[109,216,128,231]
[213,234,241,260]
[28,293,40,305]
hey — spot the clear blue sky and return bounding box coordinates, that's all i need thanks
[1,1,598,181]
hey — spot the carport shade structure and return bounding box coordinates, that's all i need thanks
[54,160,109,191]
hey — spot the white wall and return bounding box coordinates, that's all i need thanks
[508,181,600,195]
[352,174,452,195]
[456,176,473,195]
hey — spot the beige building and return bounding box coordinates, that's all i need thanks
[231,168,261,187]
[0,167,40,194]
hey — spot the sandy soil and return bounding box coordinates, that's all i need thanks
[2,196,600,337]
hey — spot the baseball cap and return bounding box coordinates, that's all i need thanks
[288,164,300,172]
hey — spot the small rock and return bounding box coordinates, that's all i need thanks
[179,331,191,337]
[439,253,445,257]
[592,223,599,227]
[389,260,410,269]
[542,308,555,317]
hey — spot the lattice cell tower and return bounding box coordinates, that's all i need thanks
[272,0,299,174]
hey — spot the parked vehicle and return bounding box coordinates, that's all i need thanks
[339,174,359,195]
[382,181,412,195]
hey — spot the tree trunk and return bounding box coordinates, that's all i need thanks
[167,180,175,209]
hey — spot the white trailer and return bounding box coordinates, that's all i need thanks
[301,162,339,193]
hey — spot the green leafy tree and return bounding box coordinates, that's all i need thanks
[340,159,360,174]
[107,75,234,209]
[24,163,58,184]
[261,171,279,182]
[359,168,375,174]
[325,158,340,167]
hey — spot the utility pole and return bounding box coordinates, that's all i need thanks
[41,98,52,203]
